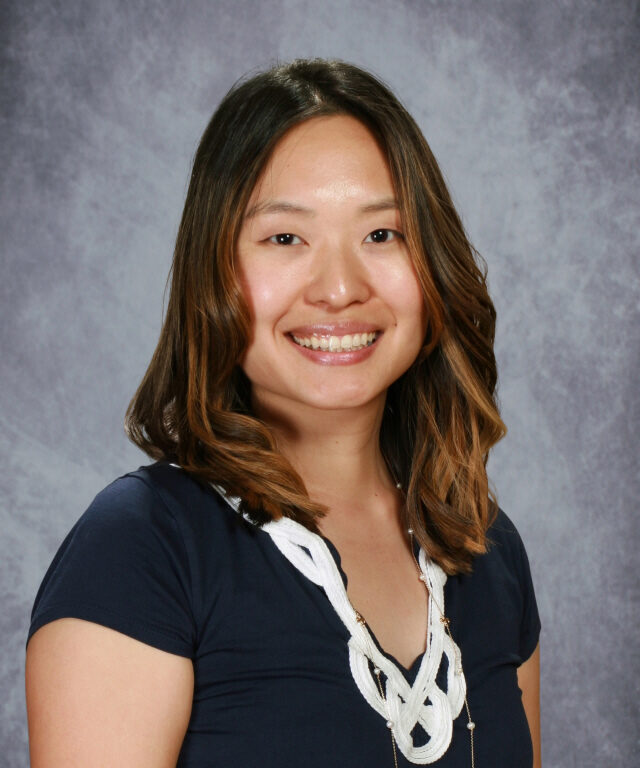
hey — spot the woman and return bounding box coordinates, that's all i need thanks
[26,58,541,767]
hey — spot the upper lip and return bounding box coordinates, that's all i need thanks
[287,322,381,337]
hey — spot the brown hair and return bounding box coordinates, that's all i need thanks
[125,58,507,574]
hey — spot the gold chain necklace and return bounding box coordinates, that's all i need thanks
[354,522,476,767]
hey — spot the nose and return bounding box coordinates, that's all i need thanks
[304,241,371,309]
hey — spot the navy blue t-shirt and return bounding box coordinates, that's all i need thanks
[27,461,541,767]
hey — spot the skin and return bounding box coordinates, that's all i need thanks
[25,114,541,766]
[236,115,427,420]
[25,619,193,767]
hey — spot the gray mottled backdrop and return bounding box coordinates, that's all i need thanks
[2,1,638,765]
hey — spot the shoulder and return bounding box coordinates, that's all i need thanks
[453,506,539,612]
[482,506,540,635]
[470,506,538,602]
[486,507,541,662]
[484,506,531,566]
[79,460,238,543]
[448,506,541,664]
[71,461,249,590]
[28,461,244,655]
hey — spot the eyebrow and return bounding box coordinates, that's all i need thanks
[244,197,399,220]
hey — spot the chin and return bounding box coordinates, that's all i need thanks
[296,386,384,412]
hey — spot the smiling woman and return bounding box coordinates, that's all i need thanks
[25,59,540,768]
[236,115,426,408]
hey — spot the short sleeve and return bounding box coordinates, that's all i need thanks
[513,522,541,663]
[27,473,196,657]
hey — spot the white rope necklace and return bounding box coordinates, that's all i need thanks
[209,479,476,766]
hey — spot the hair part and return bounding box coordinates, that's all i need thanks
[125,57,507,575]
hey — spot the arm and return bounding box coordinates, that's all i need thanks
[517,640,541,768]
[26,618,194,768]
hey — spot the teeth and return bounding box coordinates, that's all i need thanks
[292,332,378,352]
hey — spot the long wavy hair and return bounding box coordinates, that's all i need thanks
[125,58,507,575]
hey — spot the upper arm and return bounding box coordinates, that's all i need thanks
[26,618,194,768]
[517,641,541,768]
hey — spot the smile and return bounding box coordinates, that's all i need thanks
[291,332,380,352]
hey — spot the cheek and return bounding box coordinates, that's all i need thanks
[239,257,306,327]
[238,262,277,322]
[245,284,287,331]
[239,268,298,341]
[382,265,426,330]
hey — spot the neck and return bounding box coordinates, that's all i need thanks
[252,392,397,518]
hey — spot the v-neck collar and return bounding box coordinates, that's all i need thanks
[208,482,466,764]
[207,479,432,680]
[317,529,425,680]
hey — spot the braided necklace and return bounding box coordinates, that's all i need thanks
[214,483,476,766]
[357,523,477,767]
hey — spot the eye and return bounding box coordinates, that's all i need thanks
[364,229,403,244]
[268,233,303,246]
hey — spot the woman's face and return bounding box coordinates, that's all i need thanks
[236,114,426,418]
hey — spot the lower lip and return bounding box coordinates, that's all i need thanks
[286,334,380,365]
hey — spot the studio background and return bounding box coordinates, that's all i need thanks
[2,1,638,765]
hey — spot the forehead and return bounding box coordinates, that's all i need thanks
[245,115,395,208]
